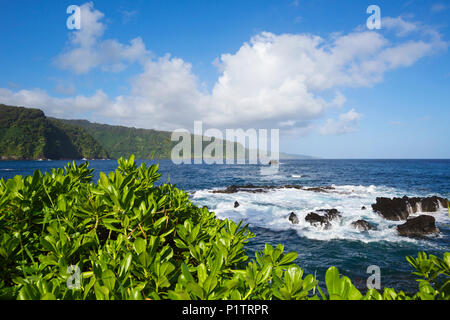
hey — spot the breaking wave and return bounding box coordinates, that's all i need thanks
[191,184,449,245]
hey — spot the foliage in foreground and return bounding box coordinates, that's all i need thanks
[0,156,448,300]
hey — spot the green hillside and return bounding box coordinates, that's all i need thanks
[0,104,109,160]
[54,119,176,159]
[1,104,250,161]
[56,118,246,160]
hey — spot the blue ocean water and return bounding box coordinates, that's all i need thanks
[1,159,449,293]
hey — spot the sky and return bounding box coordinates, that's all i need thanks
[0,0,449,159]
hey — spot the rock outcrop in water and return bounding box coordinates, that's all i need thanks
[351,219,375,231]
[287,209,341,228]
[371,196,447,221]
[212,184,335,194]
[371,197,410,221]
[413,196,447,212]
[212,185,270,194]
[305,209,342,229]
[234,201,240,208]
[397,215,440,237]
[303,186,335,193]
[288,212,299,224]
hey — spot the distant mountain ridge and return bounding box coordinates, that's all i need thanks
[279,152,319,160]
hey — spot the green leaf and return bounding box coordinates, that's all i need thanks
[279,252,298,265]
[17,284,39,300]
[325,266,344,300]
[94,283,110,300]
[102,270,116,291]
[118,252,133,279]
[134,238,146,255]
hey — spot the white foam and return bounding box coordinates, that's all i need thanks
[192,185,449,245]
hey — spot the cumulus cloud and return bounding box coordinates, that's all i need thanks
[1,3,448,136]
[55,2,149,74]
[319,109,363,135]
[0,88,110,118]
[382,17,419,37]
[101,55,206,129]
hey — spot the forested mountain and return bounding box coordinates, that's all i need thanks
[0,104,109,160]
[55,119,246,160]
[54,119,176,159]
[1,104,246,160]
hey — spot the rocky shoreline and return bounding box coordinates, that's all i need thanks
[211,185,448,239]
[211,184,337,194]
[288,195,447,238]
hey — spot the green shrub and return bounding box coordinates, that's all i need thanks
[0,156,448,300]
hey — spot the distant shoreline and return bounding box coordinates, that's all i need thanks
[1,158,449,162]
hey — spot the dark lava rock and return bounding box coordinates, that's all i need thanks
[281,185,304,190]
[212,185,271,194]
[397,215,440,238]
[371,197,410,221]
[305,212,330,229]
[211,184,337,194]
[372,196,448,221]
[351,219,375,231]
[420,196,448,212]
[289,212,299,224]
[361,206,366,210]
[234,201,240,208]
[316,209,342,221]
[303,186,335,193]
[305,209,342,229]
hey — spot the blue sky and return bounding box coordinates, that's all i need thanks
[0,0,449,158]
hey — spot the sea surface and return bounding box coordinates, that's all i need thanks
[1,159,449,293]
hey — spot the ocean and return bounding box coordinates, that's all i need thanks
[1,159,449,293]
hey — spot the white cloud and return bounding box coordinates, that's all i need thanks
[279,120,296,127]
[382,17,418,37]
[0,88,110,118]
[1,3,447,137]
[319,109,363,135]
[101,55,206,129]
[54,2,149,74]
[431,3,448,13]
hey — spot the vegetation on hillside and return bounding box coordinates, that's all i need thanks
[56,118,246,160]
[0,156,448,300]
[49,119,109,160]
[0,104,109,160]
[0,104,246,160]
[54,119,176,159]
